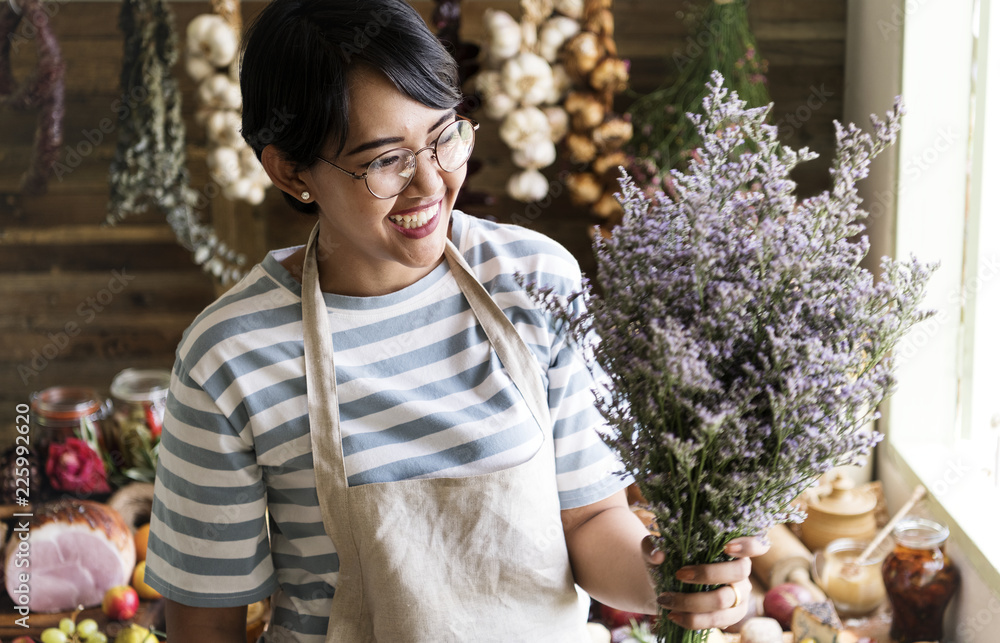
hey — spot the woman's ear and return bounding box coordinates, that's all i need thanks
[261,145,312,202]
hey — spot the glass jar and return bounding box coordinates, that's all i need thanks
[816,537,888,617]
[881,517,960,643]
[30,386,111,449]
[30,386,113,497]
[106,369,170,476]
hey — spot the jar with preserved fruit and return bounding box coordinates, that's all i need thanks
[30,386,113,496]
[106,368,170,482]
[881,517,960,643]
[30,386,111,448]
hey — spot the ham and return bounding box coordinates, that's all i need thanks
[4,499,135,613]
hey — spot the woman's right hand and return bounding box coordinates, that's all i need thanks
[644,534,769,630]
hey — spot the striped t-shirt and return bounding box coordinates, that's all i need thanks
[145,211,630,641]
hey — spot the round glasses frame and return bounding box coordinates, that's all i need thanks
[315,115,479,199]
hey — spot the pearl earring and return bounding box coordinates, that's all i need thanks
[300,191,311,201]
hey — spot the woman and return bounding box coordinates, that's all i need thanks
[145,1,767,641]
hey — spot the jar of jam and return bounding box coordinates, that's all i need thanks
[30,386,113,496]
[30,386,112,449]
[881,517,960,643]
[106,368,170,477]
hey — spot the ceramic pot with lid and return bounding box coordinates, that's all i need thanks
[800,473,878,552]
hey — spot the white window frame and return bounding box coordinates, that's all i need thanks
[851,0,1000,599]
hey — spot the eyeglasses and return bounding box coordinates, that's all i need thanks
[315,115,479,199]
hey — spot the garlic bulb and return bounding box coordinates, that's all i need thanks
[547,64,572,104]
[478,0,626,205]
[520,20,538,52]
[553,0,584,20]
[185,56,215,82]
[186,14,225,53]
[563,91,594,115]
[484,9,521,61]
[245,183,266,206]
[565,132,597,164]
[207,110,244,147]
[507,169,550,203]
[500,107,552,151]
[592,191,623,219]
[589,57,629,93]
[566,93,605,131]
[512,140,557,170]
[566,172,603,206]
[187,15,238,68]
[542,106,569,142]
[564,32,602,77]
[204,21,239,67]
[207,146,240,186]
[538,16,580,62]
[239,147,263,176]
[185,12,267,209]
[585,9,615,39]
[501,52,555,107]
[592,151,629,178]
[218,83,242,111]
[484,93,517,120]
[198,74,238,109]
[592,118,634,152]
[223,177,254,202]
[194,106,215,127]
[475,70,517,120]
[475,70,503,98]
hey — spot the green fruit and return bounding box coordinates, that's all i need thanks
[59,617,76,635]
[113,624,156,643]
[88,634,109,643]
[77,618,100,638]
[41,627,69,643]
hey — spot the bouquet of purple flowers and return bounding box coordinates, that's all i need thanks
[530,72,934,642]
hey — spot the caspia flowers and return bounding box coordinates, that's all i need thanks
[527,72,934,642]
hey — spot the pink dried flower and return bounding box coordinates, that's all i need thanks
[46,437,111,494]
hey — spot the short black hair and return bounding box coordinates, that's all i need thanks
[240,0,462,214]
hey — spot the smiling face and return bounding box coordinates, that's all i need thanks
[300,66,467,296]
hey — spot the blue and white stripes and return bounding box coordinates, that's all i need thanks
[145,211,630,641]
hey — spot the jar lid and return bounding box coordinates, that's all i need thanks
[30,386,104,421]
[893,517,949,549]
[110,368,171,403]
[808,473,877,517]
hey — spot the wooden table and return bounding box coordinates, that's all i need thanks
[0,593,165,639]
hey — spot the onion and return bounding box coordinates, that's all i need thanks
[762,582,813,630]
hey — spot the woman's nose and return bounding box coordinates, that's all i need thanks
[404,146,444,195]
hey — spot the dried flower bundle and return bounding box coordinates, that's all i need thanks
[108,0,247,285]
[527,72,934,642]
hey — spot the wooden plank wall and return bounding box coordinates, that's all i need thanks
[0,0,845,437]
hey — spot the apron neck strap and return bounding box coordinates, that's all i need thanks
[300,223,552,491]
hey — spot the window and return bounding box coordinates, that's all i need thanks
[884,0,1000,578]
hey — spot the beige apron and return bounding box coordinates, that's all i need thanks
[300,222,589,642]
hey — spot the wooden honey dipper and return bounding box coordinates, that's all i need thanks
[842,484,926,577]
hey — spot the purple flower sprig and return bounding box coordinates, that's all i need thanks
[525,71,934,642]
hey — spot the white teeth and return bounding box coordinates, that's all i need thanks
[389,204,436,229]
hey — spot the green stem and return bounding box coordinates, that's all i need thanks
[656,615,713,643]
[684,445,708,558]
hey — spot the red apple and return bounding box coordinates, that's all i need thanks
[102,584,140,621]
[762,582,812,630]
[12,637,35,643]
[599,602,650,629]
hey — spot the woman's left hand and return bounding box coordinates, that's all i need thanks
[641,534,770,630]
